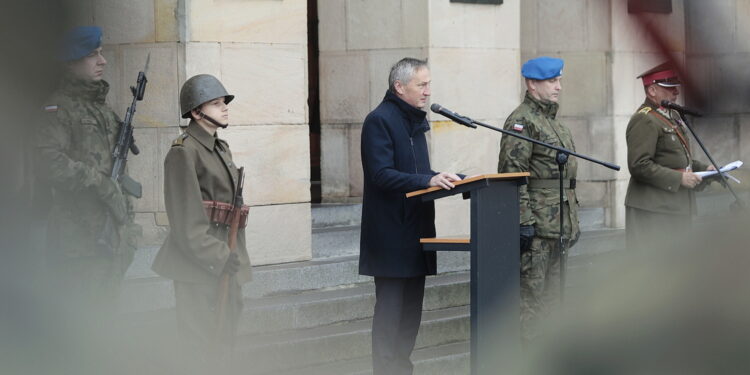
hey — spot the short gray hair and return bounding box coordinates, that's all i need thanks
[388,57,428,92]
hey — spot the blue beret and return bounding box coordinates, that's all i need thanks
[61,26,102,62]
[521,56,564,80]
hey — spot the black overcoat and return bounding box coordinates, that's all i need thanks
[359,91,438,277]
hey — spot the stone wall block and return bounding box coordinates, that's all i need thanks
[430,121,501,177]
[557,52,608,117]
[222,125,310,206]
[739,115,750,164]
[692,116,738,168]
[94,0,156,44]
[429,0,519,49]
[588,116,617,180]
[102,46,122,112]
[587,0,611,51]
[319,52,369,124]
[188,0,306,44]
[346,0,402,50]
[430,48,520,122]
[221,44,307,125]
[686,0,736,54]
[401,0,430,48]
[155,0,179,42]
[157,126,180,212]
[245,203,312,265]
[122,44,180,127]
[321,124,351,200]
[561,118,591,180]
[130,127,159,212]
[537,0,586,51]
[434,195,470,238]
[134,212,168,246]
[184,42,222,80]
[576,181,608,208]
[738,0,750,53]
[318,0,347,52]
[611,0,685,53]
[713,54,750,114]
[520,0,539,53]
[613,115,631,181]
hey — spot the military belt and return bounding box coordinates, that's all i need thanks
[527,178,576,189]
[203,200,250,228]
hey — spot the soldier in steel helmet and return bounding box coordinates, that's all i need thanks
[497,56,580,345]
[36,26,140,320]
[152,74,251,368]
[625,63,714,253]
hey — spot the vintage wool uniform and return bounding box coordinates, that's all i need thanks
[153,121,251,355]
[37,74,139,310]
[497,90,579,342]
[625,99,708,251]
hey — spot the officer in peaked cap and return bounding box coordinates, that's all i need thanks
[625,62,714,253]
[497,56,580,345]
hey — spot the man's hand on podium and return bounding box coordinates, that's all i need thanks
[429,172,462,190]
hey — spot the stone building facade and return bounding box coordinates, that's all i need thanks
[63,0,750,265]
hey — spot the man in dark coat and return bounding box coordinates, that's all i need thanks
[360,57,462,375]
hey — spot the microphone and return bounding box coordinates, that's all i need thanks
[430,103,477,128]
[661,100,703,117]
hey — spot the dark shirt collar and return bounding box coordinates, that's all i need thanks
[524,90,559,119]
[186,120,219,150]
[384,90,428,123]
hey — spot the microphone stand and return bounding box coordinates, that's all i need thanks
[666,104,745,210]
[437,112,620,302]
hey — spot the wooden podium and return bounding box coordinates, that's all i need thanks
[407,173,529,375]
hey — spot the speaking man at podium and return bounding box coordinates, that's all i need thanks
[359,57,462,375]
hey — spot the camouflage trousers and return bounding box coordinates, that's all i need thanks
[521,236,563,344]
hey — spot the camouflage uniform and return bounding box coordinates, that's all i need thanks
[36,73,139,316]
[497,91,579,342]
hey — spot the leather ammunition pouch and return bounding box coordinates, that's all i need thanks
[202,200,250,228]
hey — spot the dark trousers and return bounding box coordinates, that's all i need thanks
[372,276,426,375]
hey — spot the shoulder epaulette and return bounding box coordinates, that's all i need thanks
[172,132,189,147]
[638,107,652,115]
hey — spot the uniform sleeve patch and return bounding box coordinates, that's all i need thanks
[43,105,58,112]
[512,123,525,132]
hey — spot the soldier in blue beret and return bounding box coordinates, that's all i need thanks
[36,25,139,354]
[497,56,580,345]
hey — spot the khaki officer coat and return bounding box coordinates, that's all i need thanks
[625,99,708,215]
[152,121,251,285]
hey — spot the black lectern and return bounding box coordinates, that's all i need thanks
[407,173,529,375]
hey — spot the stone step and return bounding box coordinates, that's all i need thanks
[120,252,471,313]
[275,341,470,375]
[234,305,469,374]
[312,224,360,259]
[120,228,624,313]
[237,272,469,335]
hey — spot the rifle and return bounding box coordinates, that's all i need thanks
[216,166,245,339]
[96,55,148,254]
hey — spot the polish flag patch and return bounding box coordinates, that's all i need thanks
[512,123,524,132]
[43,105,58,112]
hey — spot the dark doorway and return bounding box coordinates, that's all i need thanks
[308,0,322,203]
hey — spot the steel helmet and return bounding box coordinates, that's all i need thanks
[179,74,235,119]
